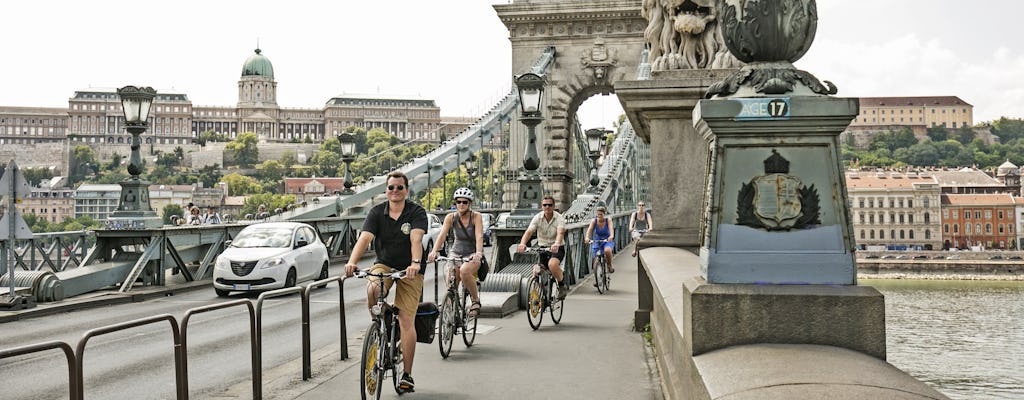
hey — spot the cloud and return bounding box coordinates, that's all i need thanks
[799,35,1024,124]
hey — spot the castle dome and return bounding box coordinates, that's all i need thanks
[241,48,274,78]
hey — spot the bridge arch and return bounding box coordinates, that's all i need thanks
[495,0,645,208]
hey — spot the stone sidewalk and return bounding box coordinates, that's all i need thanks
[257,252,664,400]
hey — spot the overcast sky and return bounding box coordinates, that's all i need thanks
[0,0,1020,131]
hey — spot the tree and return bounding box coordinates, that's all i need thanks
[104,153,124,171]
[225,132,259,167]
[256,159,285,183]
[241,193,297,217]
[162,204,184,225]
[992,117,1024,142]
[22,167,54,187]
[221,173,262,196]
[71,145,98,184]
[195,164,223,189]
[279,150,298,175]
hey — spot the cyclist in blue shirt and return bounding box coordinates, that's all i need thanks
[584,206,615,273]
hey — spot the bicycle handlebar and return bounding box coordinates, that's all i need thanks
[355,269,407,280]
[434,255,473,263]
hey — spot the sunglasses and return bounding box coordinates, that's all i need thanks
[541,203,554,207]
[638,204,645,207]
[455,200,471,205]
[387,185,406,191]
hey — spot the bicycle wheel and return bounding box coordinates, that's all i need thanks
[390,318,404,394]
[594,257,606,294]
[461,287,478,347]
[526,276,544,330]
[438,291,456,358]
[360,323,384,400]
[550,278,565,324]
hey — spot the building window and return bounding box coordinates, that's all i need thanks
[860,230,865,239]
[965,210,971,219]
[976,224,982,234]
[925,230,931,239]
[908,199,913,208]
[870,230,875,239]
[900,230,906,239]
[923,213,929,224]
[891,230,896,240]
[909,230,914,239]
[985,210,992,219]
[954,224,959,233]
[944,224,949,233]
[999,224,1005,234]
[999,210,1004,219]
[986,224,992,234]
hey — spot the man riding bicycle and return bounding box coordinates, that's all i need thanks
[516,194,568,300]
[427,187,485,317]
[585,206,615,274]
[345,171,427,394]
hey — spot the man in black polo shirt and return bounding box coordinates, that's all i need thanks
[345,171,428,393]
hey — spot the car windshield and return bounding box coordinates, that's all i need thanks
[232,227,292,248]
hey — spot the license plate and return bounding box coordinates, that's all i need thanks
[232,284,251,291]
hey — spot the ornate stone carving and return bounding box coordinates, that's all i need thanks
[706,0,837,98]
[580,38,618,84]
[641,0,741,71]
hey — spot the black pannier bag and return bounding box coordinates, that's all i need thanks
[415,302,439,343]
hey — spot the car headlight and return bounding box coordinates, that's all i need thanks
[215,256,230,270]
[259,258,285,269]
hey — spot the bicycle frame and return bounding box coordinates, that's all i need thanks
[357,269,405,400]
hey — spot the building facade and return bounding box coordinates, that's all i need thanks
[846,170,943,250]
[1,48,451,152]
[850,96,974,130]
[283,177,346,202]
[73,184,122,221]
[18,187,76,224]
[941,193,1017,250]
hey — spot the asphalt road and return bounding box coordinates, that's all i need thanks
[0,256,450,400]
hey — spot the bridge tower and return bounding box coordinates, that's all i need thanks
[494,0,646,210]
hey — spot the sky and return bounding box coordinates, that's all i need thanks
[0,0,1021,131]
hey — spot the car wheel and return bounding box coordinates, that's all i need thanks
[285,268,297,287]
[215,288,230,297]
[318,262,329,280]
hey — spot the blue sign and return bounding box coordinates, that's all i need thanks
[735,98,791,120]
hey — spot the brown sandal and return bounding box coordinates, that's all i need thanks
[468,301,481,317]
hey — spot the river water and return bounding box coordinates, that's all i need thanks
[863,279,1024,399]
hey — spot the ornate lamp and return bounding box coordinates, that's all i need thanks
[515,73,545,171]
[585,128,605,189]
[463,154,476,190]
[513,73,547,212]
[106,86,161,229]
[339,132,357,195]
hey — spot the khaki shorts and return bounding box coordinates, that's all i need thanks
[368,263,423,317]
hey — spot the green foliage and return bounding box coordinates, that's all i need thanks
[991,117,1024,142]
[279,150,298,174]
[241,193,297,217]
[224,132,259,167]
[221,173,262,196]
[22,167,54,187]
[22,214,102,233]
[195,130,230,146]
[256,159,285,183]
[162,203,184,225]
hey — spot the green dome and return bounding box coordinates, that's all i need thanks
[241,48,274,78]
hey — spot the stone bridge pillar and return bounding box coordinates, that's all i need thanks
[495,0,645,210]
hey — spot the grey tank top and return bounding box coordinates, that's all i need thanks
[634,212,650,231]
[452,212,477,256]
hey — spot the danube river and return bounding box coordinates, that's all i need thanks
[863,279,1024,399]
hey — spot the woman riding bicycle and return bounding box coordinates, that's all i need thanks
[584,206,615,273]
[427,187,484,318]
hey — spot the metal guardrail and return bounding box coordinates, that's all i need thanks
[1,230,94,272]
[0,340,78,400]
[0,277,350,400]
[75,314,185,400]
[180,299,257,399]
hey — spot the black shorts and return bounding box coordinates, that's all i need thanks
[539,246,566,266]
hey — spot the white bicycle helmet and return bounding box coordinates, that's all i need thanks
[453,187,474,202]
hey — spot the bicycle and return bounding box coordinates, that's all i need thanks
[522,246,565,330]
[356,269,407,400]
[590,239,611,294]
[434,255,479,358]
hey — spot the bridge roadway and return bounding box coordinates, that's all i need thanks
[277,251,661,400]
[0,248,660,399]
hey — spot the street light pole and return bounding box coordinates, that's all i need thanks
[107,86,161,229]
[339,132,356,195]
[514,73,546,209]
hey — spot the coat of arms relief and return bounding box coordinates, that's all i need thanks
[736,149,821,230]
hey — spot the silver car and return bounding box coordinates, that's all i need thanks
[213,222,330,297]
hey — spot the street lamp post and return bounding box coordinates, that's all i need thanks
[339,132,356,195]
[463,154,476,190]
[513,72,546,210]
[585,128,604,191]
[107,86,161,229]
